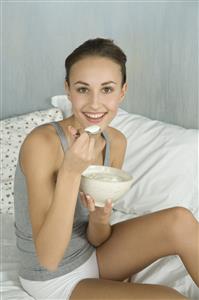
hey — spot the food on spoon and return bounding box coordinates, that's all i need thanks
[84,125,101,135]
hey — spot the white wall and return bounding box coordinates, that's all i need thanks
[2,1,198,128]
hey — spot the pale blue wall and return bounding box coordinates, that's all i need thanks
[2,1,198,128]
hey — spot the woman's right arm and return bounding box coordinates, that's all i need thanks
[20,127,94,271]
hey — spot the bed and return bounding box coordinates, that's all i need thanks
[1,96,198,299]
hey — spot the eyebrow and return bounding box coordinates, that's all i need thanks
[74,81,117,86]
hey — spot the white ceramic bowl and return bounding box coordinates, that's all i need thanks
[80,165,133,207]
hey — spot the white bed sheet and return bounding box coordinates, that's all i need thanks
[1,213,199,300]
[1,214,34,299]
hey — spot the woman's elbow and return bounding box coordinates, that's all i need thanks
[35,240,69,272]
[35,245,63,272]
[38,255,60,272]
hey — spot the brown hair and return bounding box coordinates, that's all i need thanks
[65,38,127,86]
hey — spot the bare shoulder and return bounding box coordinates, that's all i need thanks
[106,126,127,148]
[19,123,62,176]
[106,127,127,169]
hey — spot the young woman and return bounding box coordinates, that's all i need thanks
[14,38,199,300]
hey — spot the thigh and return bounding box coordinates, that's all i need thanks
[96,207,178,281]
[70,278,188,300]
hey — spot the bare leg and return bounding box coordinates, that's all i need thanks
[173,208,199,285]
[70,278,188,300]
[95,207,199,286]
[70,207,197,300]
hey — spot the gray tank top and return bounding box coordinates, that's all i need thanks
[14,122,110,281]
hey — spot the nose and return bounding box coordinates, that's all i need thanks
[88,91,101,110]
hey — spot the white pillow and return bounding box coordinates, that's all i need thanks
[51,95,72,118]
[1,107,63,214]
[111,112,198,217]
[51,96,199,218]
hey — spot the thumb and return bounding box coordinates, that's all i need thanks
[68,126,79,144]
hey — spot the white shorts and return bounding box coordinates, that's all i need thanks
[19,250,100,300]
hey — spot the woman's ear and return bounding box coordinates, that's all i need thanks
[119,82,128,103]
[64,80,71,101]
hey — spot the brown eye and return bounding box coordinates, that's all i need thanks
[77,87,88,93]
[102,87,113,94]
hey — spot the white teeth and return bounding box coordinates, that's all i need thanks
[84,113,105,119]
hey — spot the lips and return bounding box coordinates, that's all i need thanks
[82,112,107,124]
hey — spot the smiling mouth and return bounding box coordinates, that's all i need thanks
[82,112,107,123]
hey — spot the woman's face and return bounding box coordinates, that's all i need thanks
[65,56,127,131]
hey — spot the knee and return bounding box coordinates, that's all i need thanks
[171,206,193,219]
[168,206,195,243]
[170,206,194,229]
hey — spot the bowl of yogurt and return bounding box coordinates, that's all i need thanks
[80,165,133,207]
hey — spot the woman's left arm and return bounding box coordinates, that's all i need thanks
[82,130,127,247]
[83,194,113,247]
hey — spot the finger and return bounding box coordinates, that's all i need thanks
[68,127,88,143]
[79,191,88,208]
[104,199,112,213]
[68,125,78,136]
[78,128,84,135]
[70,132,90,155]
[68,126,79,145]
[75,131,90,148]
[86,194,95,212]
